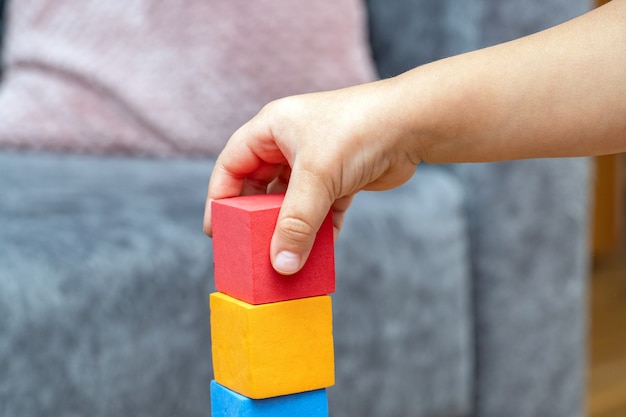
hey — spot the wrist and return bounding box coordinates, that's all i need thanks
[382,69,443,166]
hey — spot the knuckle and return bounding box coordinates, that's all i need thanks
[261,97,289,119]
[277,216,316,245]
[299,167,338,200]
[259,100,279,117]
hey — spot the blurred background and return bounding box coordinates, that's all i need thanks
[590,149,626,417]
[0,0,624,416]
[588,4,626,417]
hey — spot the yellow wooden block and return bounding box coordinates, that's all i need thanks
[210,292,335,399]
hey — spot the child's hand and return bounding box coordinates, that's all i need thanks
[204,0,626,275]
[203,79,423,275]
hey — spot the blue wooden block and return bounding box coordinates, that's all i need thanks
[211,380,328,417]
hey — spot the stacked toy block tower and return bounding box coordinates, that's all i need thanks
[210,193,335,416]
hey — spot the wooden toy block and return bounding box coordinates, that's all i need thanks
[211,381,328,417]
[210,292,335,399]
[211,194,335,305]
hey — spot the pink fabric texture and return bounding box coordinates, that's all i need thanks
[0,0,376,156]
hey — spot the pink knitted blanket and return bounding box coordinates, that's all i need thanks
[0,0,375,156]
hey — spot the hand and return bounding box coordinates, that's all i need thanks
[203,78,422,275]
[204,0,626,275]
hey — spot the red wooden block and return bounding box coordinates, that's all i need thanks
[211,194,335,305]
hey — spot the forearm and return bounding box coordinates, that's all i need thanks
[205,1,626,273]
[400,0,626,163]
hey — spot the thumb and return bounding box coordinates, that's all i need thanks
[270,168,335,275]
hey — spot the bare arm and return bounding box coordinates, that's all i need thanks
[205,0,626,274]
[408,0,626,163]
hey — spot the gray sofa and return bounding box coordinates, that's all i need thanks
[1,1,592,416]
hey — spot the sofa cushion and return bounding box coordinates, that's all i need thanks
[365,0,590,77]
[453,158,592,417]
[0,0,375,156]
[0,151,471,417]
[332,167,472,416]
[0,151,215,416]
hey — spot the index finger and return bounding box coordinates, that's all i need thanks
[203,115,289,236]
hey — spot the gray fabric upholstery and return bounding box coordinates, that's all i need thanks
[1,152,215,416]
[333,169,472,417]
[0,0,5,77]
[366,0,590,77]
[455,160,591,417]
[365,0,592,416]
[0,151,472,417]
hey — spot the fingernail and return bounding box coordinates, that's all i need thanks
[274,251,301,275]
